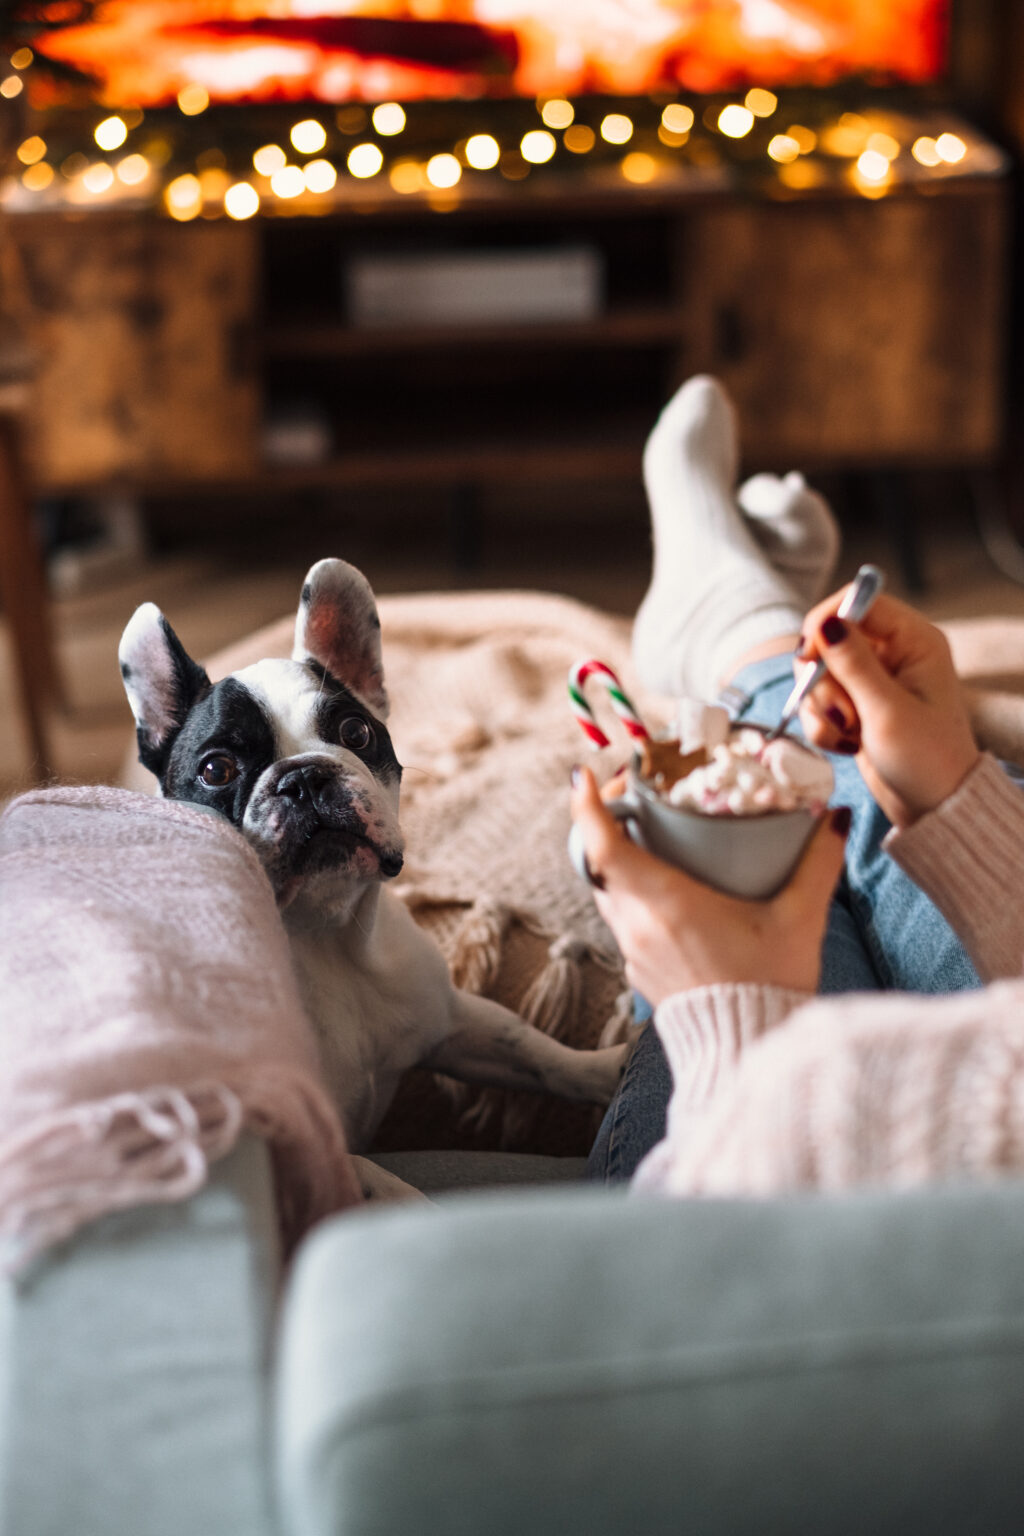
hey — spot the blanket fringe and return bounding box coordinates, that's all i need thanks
[0,1084,243,1278]
[448,898,511,995]
[518,934,588,1038]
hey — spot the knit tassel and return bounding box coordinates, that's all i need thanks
[518,934,589,1038]
[448,898,511,995]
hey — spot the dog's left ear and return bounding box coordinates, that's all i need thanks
[293,559,389,719]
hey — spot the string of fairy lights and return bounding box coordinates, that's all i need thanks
[0,43,1004,220]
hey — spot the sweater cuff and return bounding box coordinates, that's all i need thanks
[653,983,810,1111]
[883,754,1024,980]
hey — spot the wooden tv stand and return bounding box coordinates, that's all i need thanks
[9,151,1010,503]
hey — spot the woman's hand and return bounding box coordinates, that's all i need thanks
[570,766,849,1005]
[796,590,981,830]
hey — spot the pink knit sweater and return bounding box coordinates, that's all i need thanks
[633,753,1024,1196]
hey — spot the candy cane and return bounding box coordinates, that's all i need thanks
[568,659,650,751]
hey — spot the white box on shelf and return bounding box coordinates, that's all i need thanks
[345,245,605,328]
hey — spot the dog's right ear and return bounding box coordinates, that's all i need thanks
[118,603,210,776]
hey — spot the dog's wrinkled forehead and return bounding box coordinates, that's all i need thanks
[237,657,343,755]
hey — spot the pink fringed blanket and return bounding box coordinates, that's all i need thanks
[0,785,361,1275]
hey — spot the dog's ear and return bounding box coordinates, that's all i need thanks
[293,559,389,719]
[118,602,211,775]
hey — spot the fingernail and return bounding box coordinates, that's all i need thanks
[821,615,847,645]
[834,737,859,755]
[831,805,853,836]
[825,705,846,730]
[794,634,806,656]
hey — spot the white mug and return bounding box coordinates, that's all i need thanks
[569,741,825,900]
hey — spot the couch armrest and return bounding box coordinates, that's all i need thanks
[0,1137,281,1536]
[276,1181,1024,1536]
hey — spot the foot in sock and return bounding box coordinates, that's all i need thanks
[738,471,840,609]
[632,376,835,701]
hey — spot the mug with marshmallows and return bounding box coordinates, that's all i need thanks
[569,723,834,900]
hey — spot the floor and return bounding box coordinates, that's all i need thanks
[5,472,1024,800]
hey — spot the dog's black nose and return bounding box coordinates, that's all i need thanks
[275,764,330,803]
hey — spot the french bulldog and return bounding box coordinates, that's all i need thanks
[119,558,626,1198]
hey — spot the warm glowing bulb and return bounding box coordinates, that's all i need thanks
[83,162,115,194]
[22,162,53,191]
[116,153,149,186]
[540,98,573,129]
[620,151,656,184]
[347,143,383,179]
[0,76,24,99]
[166,172,200,208]
[563,125,595,154]
[16,136,46,166]
[856,149,890,182]
[177,83,209,117]
[303,158,337,193]
[10,47,32,69]
[866,131,900,161]
[767,134,800,164]
[271,165,305,198]
[600,114,633,145]
[372,102,405,136]
[291,119,327,155]
[661,104,694,135]
[94,116,127,151]
[745,88,777,118]
[935,132,966,164]
[912,136,942,168]
[786,124,817,154]
[225,182,260,220]
[389,160,424,194]
[253,144,286,176]
[521,129,555,164]
[426,152,461,188]
[718,104,754,138]
[465,133,499,170]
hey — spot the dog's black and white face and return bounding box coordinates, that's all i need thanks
[119,559,403,907]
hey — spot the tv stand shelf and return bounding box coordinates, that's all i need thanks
[10,164,1009,503]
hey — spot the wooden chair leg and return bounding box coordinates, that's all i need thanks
[0,412,61,780]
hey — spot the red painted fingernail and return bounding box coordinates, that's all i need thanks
[821,616,847,645]
[831,805,853,836]
[834,737,859,755]
[582,855,606,891]
[825,705,846,730]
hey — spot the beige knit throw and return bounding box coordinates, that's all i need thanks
[0,785,361,1276]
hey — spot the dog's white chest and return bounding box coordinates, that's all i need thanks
[285,889,454,1149]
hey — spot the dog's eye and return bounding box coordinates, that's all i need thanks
[198,753,238,788]
[338,716,373,752]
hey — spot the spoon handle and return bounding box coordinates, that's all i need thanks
[763,564,885,744]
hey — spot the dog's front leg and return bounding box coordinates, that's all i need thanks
[424,990,628,1105]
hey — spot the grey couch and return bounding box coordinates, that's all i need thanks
[5,1134,1024,1536]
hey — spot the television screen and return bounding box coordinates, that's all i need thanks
[33,2,951,110]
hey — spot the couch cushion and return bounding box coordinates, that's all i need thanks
[0,1137,280,1536]
[276,1180,1024,1536]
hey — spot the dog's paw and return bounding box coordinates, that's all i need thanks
[351,1154,434,1205]
[592,1040,632,1102]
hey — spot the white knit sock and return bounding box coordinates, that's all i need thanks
[632,376,805,700]
[738,471,840,609]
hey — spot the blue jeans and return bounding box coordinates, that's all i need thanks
[587,652,1005,1183]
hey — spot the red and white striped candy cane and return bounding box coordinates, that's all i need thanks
[568,659,650,751]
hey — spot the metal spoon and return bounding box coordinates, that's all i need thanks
[762,563,885,744]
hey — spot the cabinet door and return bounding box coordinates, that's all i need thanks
[682,188,1008,467]
[12,217,259,488]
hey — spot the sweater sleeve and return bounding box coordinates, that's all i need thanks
[632,982,809,1191]
[883,753,1024,982]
